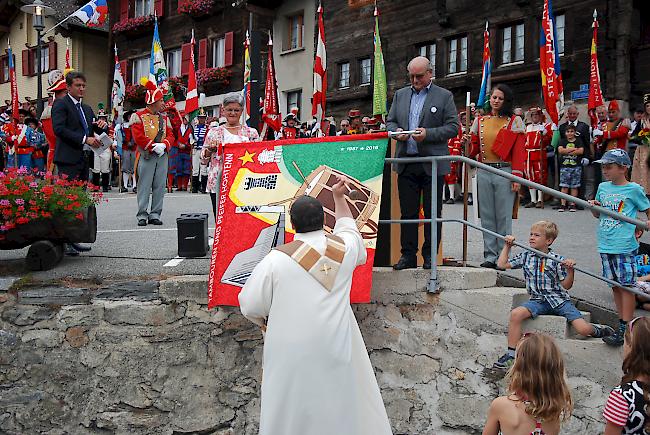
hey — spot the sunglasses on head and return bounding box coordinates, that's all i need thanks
[629,316,645,333]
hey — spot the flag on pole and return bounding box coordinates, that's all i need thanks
[588,9,604,129]
[242,31,251,125]
[262,33,281,132]
[539,0,564,126]
[312,2,327,132]
[372,5,387,118]
[65,38,72,72]
[111,45,126,122]
[477,21,491,108]
[185,30,199,120]
[71,0,109,28]
[148,16,175,109]
[8,42,19,123]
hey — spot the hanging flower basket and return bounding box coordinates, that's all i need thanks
[125,83,147,107]
[112,15,155,36]
[178,0,216,17]
[168,76,186,101]
[196,67,231,93]
[0,168,102,250]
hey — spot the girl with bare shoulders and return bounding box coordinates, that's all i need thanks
[483,333,573,435]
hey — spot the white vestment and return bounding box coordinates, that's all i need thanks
[239,217,392,435]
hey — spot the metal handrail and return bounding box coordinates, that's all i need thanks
[380,155,650,301]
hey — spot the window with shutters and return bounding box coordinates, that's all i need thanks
[555,14,565,55]
[132,56,150,84]
[0,55,11,84]
[447,35,468,75]
[135,0,153,17]
[287,14,304,50]
[359,58,371,85]
[36,46,48,74]
[501,23,524,65]
[286,90,301,115]
[417,43,436,78]
[166,48,181,77]
[23,42,56,76]
[212,37,225,68]
[339,62,350,88]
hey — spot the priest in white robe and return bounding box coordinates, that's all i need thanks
[239,175,393,435]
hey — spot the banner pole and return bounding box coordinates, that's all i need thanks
[462,92,470,266]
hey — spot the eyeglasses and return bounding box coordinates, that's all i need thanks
[224,108,242,113]
[409,73,427,80]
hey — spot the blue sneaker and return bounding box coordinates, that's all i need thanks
[493,353,515,370]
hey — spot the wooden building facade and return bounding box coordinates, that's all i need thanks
[108,0,278,114]
[325,0,650,121]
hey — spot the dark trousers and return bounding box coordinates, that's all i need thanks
[210,192,217,219]
[55,155,89,182]
[397,163,444,260]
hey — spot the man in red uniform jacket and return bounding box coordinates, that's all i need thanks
[593,100,630,154]
[129,80,175,226]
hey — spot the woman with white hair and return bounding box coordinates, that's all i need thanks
[201,93,260,217]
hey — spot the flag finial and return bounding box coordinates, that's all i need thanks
[593,9,597,19]
[485,21,489,31]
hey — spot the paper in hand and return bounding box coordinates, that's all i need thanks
[83,132,112,154]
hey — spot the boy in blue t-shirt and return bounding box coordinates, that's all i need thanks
[589,149,650,346]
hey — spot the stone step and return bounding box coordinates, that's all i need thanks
[158,267,499,306]
[441,287,598,339]
[370,266,497,292]
[521,311,591,340]
[439,287,528,334]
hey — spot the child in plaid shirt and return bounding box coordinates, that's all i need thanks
[493,220,614,369]
[589,149,650,346]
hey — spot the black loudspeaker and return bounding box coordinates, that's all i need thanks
[177,213,209,257]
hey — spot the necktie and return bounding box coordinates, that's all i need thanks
[76,103,89,135]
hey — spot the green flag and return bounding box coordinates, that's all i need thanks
[372,7,387,117]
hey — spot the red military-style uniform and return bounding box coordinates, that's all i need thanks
[280,125,300,140]
[41,105,56,170]
[6,123,33,155]
[445,127,463,186]
[176,124,193,155]
[469,115,527,178]
[130,108,175,152]
[121,124,136,152]
[601,119,629,151]
[524,122,551,185]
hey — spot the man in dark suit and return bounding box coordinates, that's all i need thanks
[52,71,107,256]
[386,56,459,271]
[559,105,593,199]
[53,71,108,182]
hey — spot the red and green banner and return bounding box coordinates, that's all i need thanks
[207,133,389,308]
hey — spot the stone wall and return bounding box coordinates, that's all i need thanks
[0,272,616,434]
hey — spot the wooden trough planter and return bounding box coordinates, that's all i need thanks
[0,206,97,271]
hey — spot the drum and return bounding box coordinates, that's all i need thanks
[292,165,379,239]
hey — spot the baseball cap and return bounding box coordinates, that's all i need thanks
[594,149,631,167]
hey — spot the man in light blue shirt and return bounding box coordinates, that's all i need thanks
[386,56,459,274]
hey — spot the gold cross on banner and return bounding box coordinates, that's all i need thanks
[321,263,331,275]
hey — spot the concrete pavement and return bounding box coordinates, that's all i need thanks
[1,189,646,314]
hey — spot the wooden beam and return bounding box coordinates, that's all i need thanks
[245,4,275,17]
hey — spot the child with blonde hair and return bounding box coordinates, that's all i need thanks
[483,333,573,435]
[494,220,614,369]
[603,316,650,434]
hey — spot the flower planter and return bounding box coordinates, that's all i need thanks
[0,205,97,250]
[112,15,155,38]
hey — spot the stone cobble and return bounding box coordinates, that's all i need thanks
[0,276,615,434]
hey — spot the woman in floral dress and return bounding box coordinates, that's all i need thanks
[201,94,260,217]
